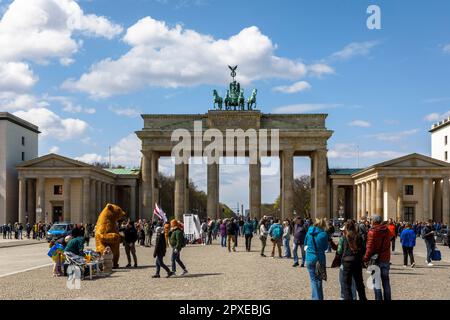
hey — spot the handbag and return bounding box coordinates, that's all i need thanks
[312,233,327,281]
[331,253,341,268]
[432,249,441,261]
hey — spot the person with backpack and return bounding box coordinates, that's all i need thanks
[226,218,238,252]
[169,219,188,276]
[422,219,436,267]
[259,217,268,257]
[152,222,174,278]
[305,218,329,300]
[243,218,254,252]
[292,217,307,267]
[337,221,367,301]
[400,222,416,268]
[123,220,138,268]
[363,215,391,300]
[268,219,283,258]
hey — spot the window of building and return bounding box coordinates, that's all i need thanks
[405,185,414,195]
[446,151,448,161]
[54,185,63,195]
[22,136,25,146]
[21,152,25,161]
[404,206,415,222]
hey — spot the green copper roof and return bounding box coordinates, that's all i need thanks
[329,168,362,175]
[104,168,140,176]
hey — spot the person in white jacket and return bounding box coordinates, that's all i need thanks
[259,217,268,257]
[283,220,292,258]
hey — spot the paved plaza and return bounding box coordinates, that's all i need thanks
[0,236,449,300]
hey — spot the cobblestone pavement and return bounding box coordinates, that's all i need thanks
[0,236,449,300]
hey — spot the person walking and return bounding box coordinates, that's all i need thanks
[200,219,208,245]
[169,219,188,276]
[152,223,174,278]
[337,221,367,301]
[259,217,268,257]
[305,218,329,300]
[123,220,138,268]
[421,219,436,267]
[252,217,258,235]
[387,218,397,252]
[226,218,238,252]
[400,222,416,268]
[282,220,291,258]
[243,218,254,252]
[219,220,227,247]
[363,215,391,300]
[268,219,283,258]
[207,218,213,245]
[292,217,307,267]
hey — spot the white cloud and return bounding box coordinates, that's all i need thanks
[272,103,340,114]
[62,17,334,98]
[348,120,371,128]
[328,143,405,160]
[76,134,141,167]
[75,153,103,164]
[13,108,89,141]
[367,129,420,142]
[329,41,379,61]
[109,106,140,118]
[0,0,123,64]
[49,146,60,154]
[0,62,38,91]
[424,111,450,122]
[443,44,450,54]
[273,81,311,94]
[308,63,335,77]
[0,92,48,110]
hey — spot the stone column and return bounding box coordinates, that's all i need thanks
[96,180,102,213]
[207,162,219,219]
[376,177,384,216]
[184,163,190,214]
[365,181,371,215]
[249,158,261,219]
[332,184,339,219]
[18,177,26,224]
[63,177,71,223]
[361,183,366,218]
[130,185,136,222]
[310,154,316,219]
[106,184,111,204]
[443,177,450,225]
[423,178,431,222]
[397,178,404,222]
[174,163,186,221]
[352,185,357,220]
[434,179,442,222]
[142,154,152,220]
[101,182,107,208]
[111,185,116,204]
[315,149,328,219]
[281,149,294,220]
[356,184,361,219]
[82,177,90,224]
[90,179,97,224]
[36,177,45,223]
[371,180,376,216]
[27,179,36,224]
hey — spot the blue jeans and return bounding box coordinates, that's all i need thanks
[293,243,305,266]
[171,249,186,273]
[155,255,170,276]
[221,235,226,247]
[306,260,324,300]
[374,262,391,300]
[425,240,435,263]
[339,264,357,300]
[283,238,291,258]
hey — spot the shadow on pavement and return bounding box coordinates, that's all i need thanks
[174,273,222,279]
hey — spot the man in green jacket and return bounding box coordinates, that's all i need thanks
[169,219,188,276]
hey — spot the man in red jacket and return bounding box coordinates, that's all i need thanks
[363,215,391,300]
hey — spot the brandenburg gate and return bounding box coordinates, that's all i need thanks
[136,67,333,221]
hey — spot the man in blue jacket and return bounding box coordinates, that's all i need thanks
[400,222,416,268]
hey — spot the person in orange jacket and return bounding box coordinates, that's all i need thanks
[387,218,397,252]
[164,221,170,246]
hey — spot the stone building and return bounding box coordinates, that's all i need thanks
[329,153,450,224]
[430,118,450,162]
[0,112,39,224]
[16,154,139,224]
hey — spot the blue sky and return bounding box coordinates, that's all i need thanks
[1,0,450,209]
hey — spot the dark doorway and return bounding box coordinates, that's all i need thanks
[53,206,63,223]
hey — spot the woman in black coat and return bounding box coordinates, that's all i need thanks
[152,226,174,278]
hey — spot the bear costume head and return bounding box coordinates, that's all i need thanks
[95,204,127,268]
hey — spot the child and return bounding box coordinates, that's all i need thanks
[48,240,64,276]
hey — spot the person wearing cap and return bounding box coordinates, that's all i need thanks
[363,214,391,300]
[169,219,188,276]
[152,222,174,278]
